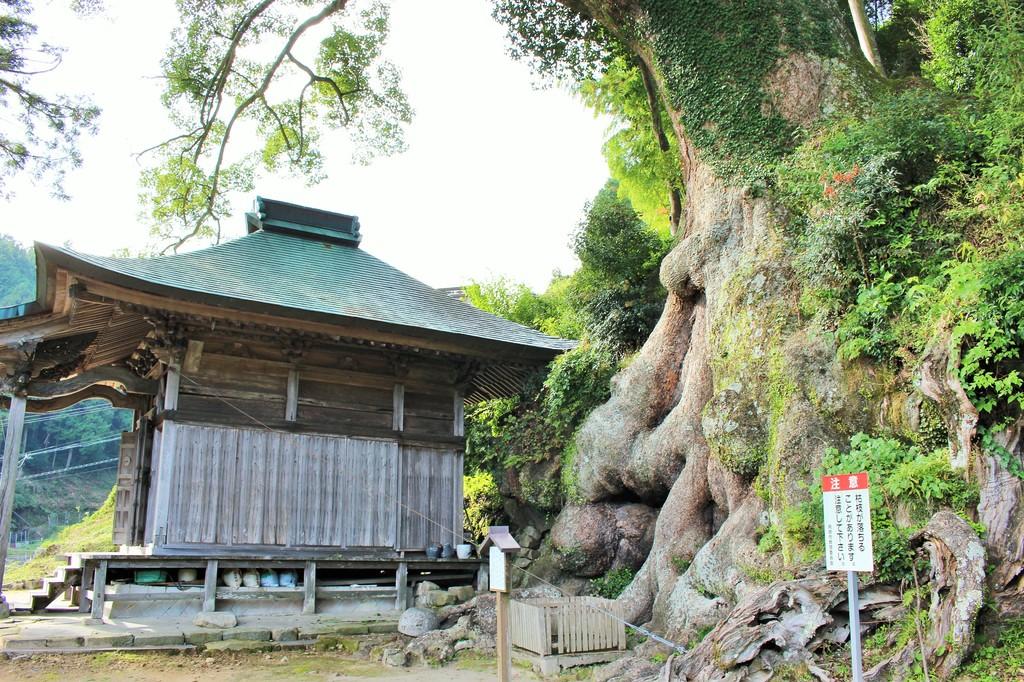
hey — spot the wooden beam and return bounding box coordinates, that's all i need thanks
[24,366,158,398]
[0,316,70,347]
[183,340,204,374]
[285,369,299,423]
[303,561,317,615]
[203,559,219,612]
[89,560,108,621]
[392,383,404,432]
[0,384,148,413]
[0,394,26,598]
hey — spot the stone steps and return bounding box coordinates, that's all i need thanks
[0,619,398,654]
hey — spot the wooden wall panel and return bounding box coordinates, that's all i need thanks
[399,445,461,549]
[162,425,408,551]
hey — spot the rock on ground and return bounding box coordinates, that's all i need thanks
[398,607,439,637]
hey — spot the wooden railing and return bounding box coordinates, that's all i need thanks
[510,596,627,656]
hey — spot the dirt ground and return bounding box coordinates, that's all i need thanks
[0,649,589,682]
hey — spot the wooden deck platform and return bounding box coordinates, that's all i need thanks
[58,553,484,620]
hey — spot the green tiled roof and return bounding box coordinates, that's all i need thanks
[40,230,574,355]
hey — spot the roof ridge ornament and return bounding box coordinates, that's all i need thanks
[245,196,362,246]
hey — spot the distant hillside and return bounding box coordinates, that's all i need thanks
[0,235,129,549]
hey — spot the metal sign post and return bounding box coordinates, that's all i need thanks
[822,472,873,682]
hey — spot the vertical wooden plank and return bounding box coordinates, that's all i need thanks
[392,383,404,431]
[393,443,403,549]
[453,451,464,545]
[285,369,299,422]
[395,561,408,610]
[453,389,464,437]
[203,559,219,612]
[0,393,27,591]
[249,430,266,544]
[90,560,108,621]
[302,561,317,615]
[151,363,180,547]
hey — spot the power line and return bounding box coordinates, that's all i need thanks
[20,457,120,481]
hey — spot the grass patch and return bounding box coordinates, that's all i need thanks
[954,619,1024,681]
[5,488,116,584]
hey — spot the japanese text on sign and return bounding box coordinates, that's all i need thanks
[822,472,874,572]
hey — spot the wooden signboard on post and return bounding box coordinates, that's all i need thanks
[481,526,520,682]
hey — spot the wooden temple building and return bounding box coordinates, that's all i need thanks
[0,197,571,618]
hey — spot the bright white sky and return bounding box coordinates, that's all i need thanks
[0,0,610,291]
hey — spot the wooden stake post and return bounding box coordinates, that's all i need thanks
[481,526,521,682]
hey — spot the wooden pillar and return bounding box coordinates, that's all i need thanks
[151,362,180,546]
[453,389,464,437]
[395,561,408,610]
[285,369,299,422]
[78,561,94,613]
[89,560,108,621]
[0,394,27,600]
[496,586,511,682]
[203,559,219,612]
[303,561,317,615]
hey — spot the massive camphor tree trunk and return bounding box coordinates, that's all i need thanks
[544,1,1012,678]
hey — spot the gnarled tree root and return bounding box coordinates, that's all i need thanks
[865,511,986,681]
[652,511,983,682]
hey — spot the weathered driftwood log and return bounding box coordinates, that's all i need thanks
[673,577,846,682]
[865,511,986,681]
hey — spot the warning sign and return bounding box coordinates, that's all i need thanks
[822,472,874,572]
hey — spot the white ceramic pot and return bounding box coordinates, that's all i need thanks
[456,543,473,559]
[221,568,242,588]
[178,568,198,583]
[242,569,260,587]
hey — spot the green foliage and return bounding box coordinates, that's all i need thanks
[6,486,117,584]
[642,0,839,183]
[578,57,682,234]
[0,0,100,198]
[0,234,34,306]
[920,0,1015,94]
[464,344,616,505]
[463,276,582,340]
[954,618,1024,681]
[794,433,977,584]
[462,470,504,543]
[588,567,636,599]
[490,0,619,84]
[143,0,411,252]
[571,183,671,355]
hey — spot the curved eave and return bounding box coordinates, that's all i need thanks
[35,243,575,365]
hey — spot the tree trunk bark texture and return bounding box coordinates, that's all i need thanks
[545,0,1017,677]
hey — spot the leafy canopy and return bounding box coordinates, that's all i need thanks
[141,0,411,253]
[0,0,99,198]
